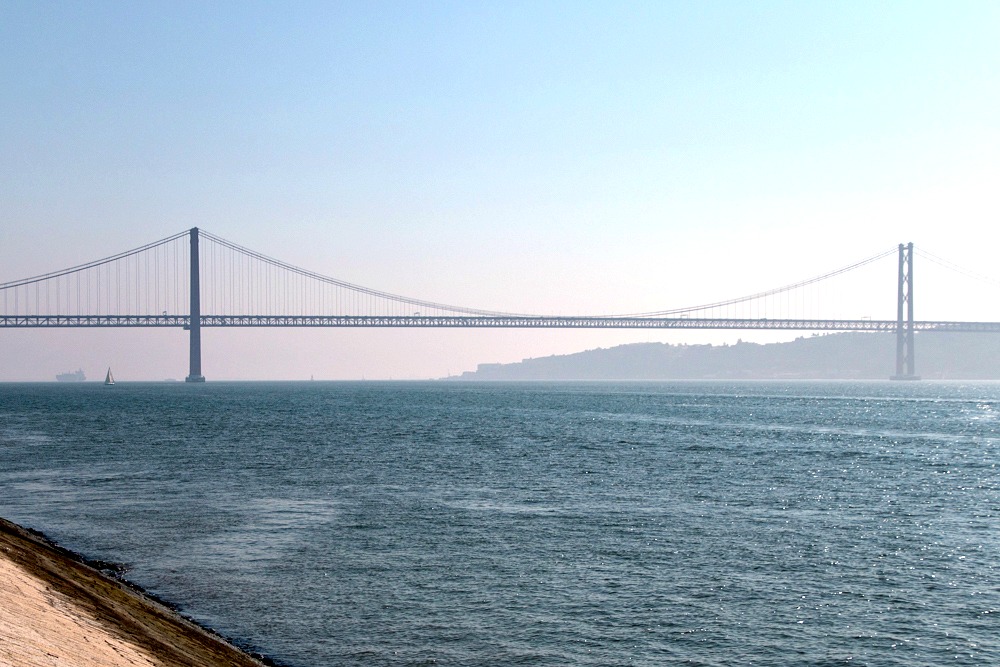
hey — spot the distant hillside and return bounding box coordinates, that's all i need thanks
[454,332,1000,380]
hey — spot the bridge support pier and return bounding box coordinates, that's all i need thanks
[185,227,206,382]
[891,242,919,381]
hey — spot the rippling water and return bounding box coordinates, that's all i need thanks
[1,381,997,665]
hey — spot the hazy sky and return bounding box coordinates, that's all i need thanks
[3,1,999,380]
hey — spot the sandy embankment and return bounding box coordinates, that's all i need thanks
[0,517,268,667]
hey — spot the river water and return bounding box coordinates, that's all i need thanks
[0,381,997,666]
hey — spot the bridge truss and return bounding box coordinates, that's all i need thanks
[5,314,1000,333]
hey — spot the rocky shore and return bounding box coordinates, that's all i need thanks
[0,516,269,667]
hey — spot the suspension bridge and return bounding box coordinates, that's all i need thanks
[2,228,998,381]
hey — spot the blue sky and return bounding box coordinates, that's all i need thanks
[2,1,999,380]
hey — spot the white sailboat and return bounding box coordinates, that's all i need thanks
[104,368,115,385]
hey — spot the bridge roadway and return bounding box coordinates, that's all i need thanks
[4,314,1000,333]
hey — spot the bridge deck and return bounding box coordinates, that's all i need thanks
[3,315,1000,332]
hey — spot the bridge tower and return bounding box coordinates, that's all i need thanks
[185,227,206,382]
[891,242,918,380]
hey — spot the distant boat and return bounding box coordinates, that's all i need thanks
[104,368,115,385]
[56,369,85,382]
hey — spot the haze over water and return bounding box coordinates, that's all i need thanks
[1,381,997,666]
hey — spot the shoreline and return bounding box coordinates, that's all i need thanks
[0,516,277,667]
